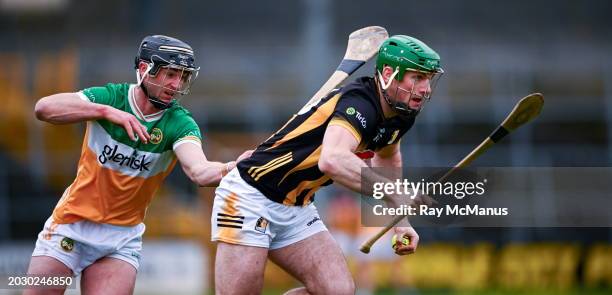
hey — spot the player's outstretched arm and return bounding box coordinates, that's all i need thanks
[175,143,228,187]
[35,93,109,124]
[175,143,252,187]
[34,92,150,143]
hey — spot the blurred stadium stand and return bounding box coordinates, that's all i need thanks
[0,0,611,294]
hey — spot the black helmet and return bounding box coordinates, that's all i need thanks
[135,35,199,75]
[135,35,200,109]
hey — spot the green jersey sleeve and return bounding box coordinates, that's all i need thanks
[79,83,120,106]
[171,110,203,150]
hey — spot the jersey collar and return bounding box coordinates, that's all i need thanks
[128,84,166,122]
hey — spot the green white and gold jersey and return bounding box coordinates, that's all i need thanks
[52,83,201,226]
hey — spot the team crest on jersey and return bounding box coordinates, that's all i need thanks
[60,237,74,252]
[150,128,163,144]
[255,217,269,233]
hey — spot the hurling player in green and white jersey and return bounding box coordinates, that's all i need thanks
[26,35,251,295]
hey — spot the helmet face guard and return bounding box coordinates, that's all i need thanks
[377,70,442,118]
[377,68,443,118]
[135,35,200,109]
[375,35,444,119]
[140,56,199,95]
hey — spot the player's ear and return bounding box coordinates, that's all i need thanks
[137,61,149,74]
[382,65,395,82]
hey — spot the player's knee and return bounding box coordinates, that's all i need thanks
[335,277,356,295]
[306,275,355,295]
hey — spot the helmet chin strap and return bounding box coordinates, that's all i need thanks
[135,65,175,110]
[377,69,419,119]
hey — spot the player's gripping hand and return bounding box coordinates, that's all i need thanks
[103,107,150,144]
[392,226,419,256]
[223,150,254,175]
[236,150,254,163]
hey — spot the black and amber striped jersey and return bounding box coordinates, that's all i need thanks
[237,77,416,206]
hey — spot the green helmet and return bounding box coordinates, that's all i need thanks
[376,35,443,81]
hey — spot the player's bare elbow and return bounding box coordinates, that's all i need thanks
[318,152,339,177]
[185,170,201,186]
[34,97,52,121]
[181,163,203,185]
[195,174,221,187]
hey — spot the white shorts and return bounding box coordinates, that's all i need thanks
[211,169,328,250]
[32,216,145,276]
